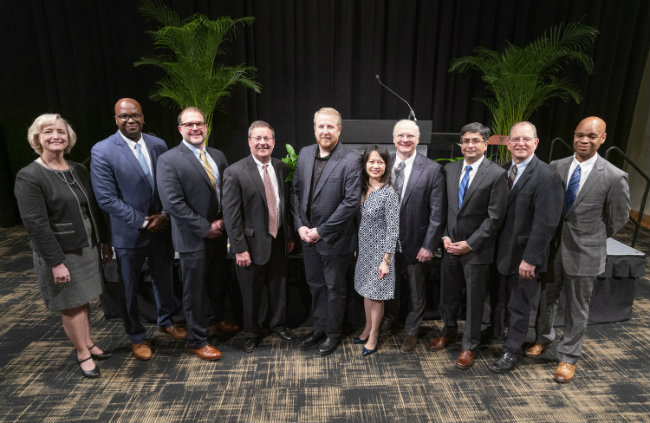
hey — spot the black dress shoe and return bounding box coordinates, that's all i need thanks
[87,344,111,360]
[275,329,294,341]
[362,345,378,356]
[489,352,518,373]
[243,337,259,353]
[300,331,325,349]
[318,336,340,356]
[77,356,100,379]
[353,337,368,345]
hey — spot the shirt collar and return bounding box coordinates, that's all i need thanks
[118,131,144,148]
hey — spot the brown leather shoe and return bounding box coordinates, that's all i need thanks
[212,320,240,334]
[400,335,418,354]
[456,348,475,369]
[428,335,457,352]
[132,341,152,361]
[158,324,187,340]
[524,343,550,358]
[554,362,576,383]
[186,344,223,361]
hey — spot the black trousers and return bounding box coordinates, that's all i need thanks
[498,272,539,355]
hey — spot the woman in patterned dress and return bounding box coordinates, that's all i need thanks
[14,114,112,378]
[353,145,400,356]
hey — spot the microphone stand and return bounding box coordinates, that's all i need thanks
[375,74,417,121]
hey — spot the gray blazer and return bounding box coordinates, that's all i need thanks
[551,154,630,276]
[156,143,228,253]
[222,156,294,265]
[291,143,362,256]
[443,157,508,265]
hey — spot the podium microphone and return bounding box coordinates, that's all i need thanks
[375,74,417,121]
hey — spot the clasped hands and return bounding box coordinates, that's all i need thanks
[144,212,169,232]
[205,219,225,239]
[298,226,321,244]
[443,237,471,256]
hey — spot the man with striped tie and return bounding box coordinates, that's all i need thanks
[157,107,228,361]
[525,116,630,383]
[429,122,508,370]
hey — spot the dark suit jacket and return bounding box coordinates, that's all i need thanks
[90,131,169,249]
[156,142,228,253]
[496,155,564,275]
[291,143,362,256]
[393,153,446,264]
[222,156,294,265]
[551,154,630,276]
[443,157,508,265]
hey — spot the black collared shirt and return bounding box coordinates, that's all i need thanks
[307,142,339,221]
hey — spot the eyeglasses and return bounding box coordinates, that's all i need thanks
[460,138,485,145]
[180,122,206,129]
[509,137,536,143]
[115,113,143,121]
[249,136,274,142]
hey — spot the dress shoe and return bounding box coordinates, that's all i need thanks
[318,336,340,356]
[275,329,294,341]
[87,344,111,360]
[427,335,457,352]
[132,341,152,361]
[243,337,259,353]
[186,344,223,361]
[214,320,240,334]
[362,345,378,356]
[524,343,550,358]
[158,324,187,340]
[300,331,326,349]
[77,356,100,379]
[489,352,517,373]
[456,348,476,370]
[353,336,368,345]
[554,362,576,383]
[400,335,418,354]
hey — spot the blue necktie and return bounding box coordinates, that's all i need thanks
[135,143,154,190]
[458,165,472,208]
[565,164,581,213]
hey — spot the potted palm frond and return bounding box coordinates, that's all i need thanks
[135,0,261,144]
[449,21,598,163]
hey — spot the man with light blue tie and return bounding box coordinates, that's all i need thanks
[429,122,508,370]
[525,116,630,383]
[91,98,184,361]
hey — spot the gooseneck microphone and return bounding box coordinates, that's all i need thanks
[375,74,417,121]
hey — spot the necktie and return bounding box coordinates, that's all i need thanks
[458,165,472,208]
[394,161,406,199]
[565,164,581,213]
[135,143,154,190]
[263,164,279,238]
[200,150,217,191]
[508,164,518,189]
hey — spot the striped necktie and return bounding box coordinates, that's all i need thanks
[565,164,581,213]
[263,164,279,238]
[200,150,217,190]
[458,165,472,208]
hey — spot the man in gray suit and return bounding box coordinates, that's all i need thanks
[156,107,228,361]
[222,120,295,353]
[525,116,630,383]
[429,122,508,370]
[385,119,445,353]
[489,121,564,373]
[291,107,362,356]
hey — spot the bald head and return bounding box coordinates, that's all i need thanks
[573,116,607,162]
[114,98,144,140]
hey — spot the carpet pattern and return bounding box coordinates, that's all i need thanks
[0,223,648,423]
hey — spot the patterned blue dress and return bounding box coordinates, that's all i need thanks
[354,185,400,300]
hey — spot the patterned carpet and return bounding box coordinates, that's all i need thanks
[0,223,648,423]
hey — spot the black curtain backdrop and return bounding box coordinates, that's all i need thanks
[1,0,649,226]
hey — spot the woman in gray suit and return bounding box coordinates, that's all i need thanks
[14,114,112,378]
[353,145,400,356]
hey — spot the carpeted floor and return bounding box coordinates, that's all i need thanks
[0,223,648,423]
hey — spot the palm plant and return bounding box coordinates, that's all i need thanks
[449,21,598,162]
[135,0,261,143]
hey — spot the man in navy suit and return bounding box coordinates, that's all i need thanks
[91,98,184,361]
[156,107,228,361]
[429,122,508,370]
[222,121,295,353]
[384,119,445,353]
[291,107,362,356]
[489,121,564,373]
